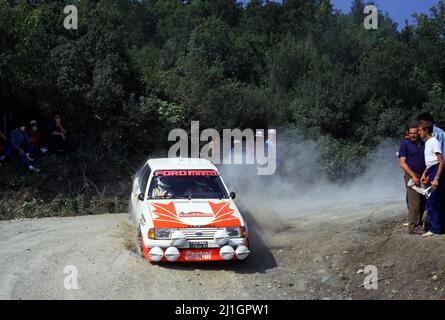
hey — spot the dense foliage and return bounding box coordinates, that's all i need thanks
[1,0,445,217]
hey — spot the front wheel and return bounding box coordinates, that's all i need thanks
[135,225,144,258]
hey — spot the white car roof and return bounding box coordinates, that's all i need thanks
[146,158,218,171]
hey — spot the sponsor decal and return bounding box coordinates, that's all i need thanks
[154,170,218,177]
[185,250,212,261]
[178,211,214,218]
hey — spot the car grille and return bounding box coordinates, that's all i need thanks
[179,228,222,240]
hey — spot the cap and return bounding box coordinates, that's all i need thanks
[30,120,38,126]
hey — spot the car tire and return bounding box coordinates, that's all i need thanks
[135,225,144,258]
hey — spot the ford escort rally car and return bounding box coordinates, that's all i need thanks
[130,158,250,262]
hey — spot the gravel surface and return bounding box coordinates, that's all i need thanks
[1,202,444,300]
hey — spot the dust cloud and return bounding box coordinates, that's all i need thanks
[217,133,405,223]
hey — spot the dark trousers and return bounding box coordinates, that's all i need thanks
[404,173,426,232]
[49,135,72,155]
[28,143,44,158]
[426,165,445,234]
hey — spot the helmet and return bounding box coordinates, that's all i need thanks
[155,177,173,198]
[157,177,171,189]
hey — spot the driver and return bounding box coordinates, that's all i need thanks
[153,177,173,198]
[185,177,214,196]
[196,177,214,192]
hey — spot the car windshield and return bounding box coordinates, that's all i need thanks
[148,170,229,200]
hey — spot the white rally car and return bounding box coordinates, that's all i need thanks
[130,158,250,262]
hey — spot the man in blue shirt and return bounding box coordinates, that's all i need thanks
[399,124,426,235]
[6,121,40,172]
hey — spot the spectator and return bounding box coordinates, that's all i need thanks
[48,114,71,155]
[417,112,445,155]
[438,120,445,132]
[8,121,40,172]
[396,127,410,158]
[255,130,265,158]
[398,124,426,235]
[265,129,276,158]
[28,120,48,157]
[404,126,410,140]
[208,134,221,161]
[418,121,444,237]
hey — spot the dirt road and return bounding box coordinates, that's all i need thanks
[0,201,444,300]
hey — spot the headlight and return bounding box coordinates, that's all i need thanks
[155,228,172,239]
[226,227,244,238]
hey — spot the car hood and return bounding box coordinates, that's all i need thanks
[147,199,242,228]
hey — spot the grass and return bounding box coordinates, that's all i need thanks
[0,151,131,220]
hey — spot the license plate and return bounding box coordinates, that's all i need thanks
[189,241,208,249]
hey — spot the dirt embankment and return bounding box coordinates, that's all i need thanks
[0,201,444,300]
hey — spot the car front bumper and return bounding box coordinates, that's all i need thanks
[142,238,249,262]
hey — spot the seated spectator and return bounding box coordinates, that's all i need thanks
[0,130,6,165]
[28,120,48,157]
[48,114,72,155]
[8,121,40,172]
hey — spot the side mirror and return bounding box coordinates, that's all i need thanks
[230,192,236,199]
[138,193,145,201]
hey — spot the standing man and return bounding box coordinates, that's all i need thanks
[418,121,444,237]
[399,124,426,235]
[417,113,445,155]
[265,129,277,158]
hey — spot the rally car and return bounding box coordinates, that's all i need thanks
[129,158,250,262]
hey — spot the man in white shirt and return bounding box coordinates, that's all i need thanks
[417,113,445,156]
[418,121,445,236]
[265,129,276,158]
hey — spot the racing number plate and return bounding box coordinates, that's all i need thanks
[189,241,208,249]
